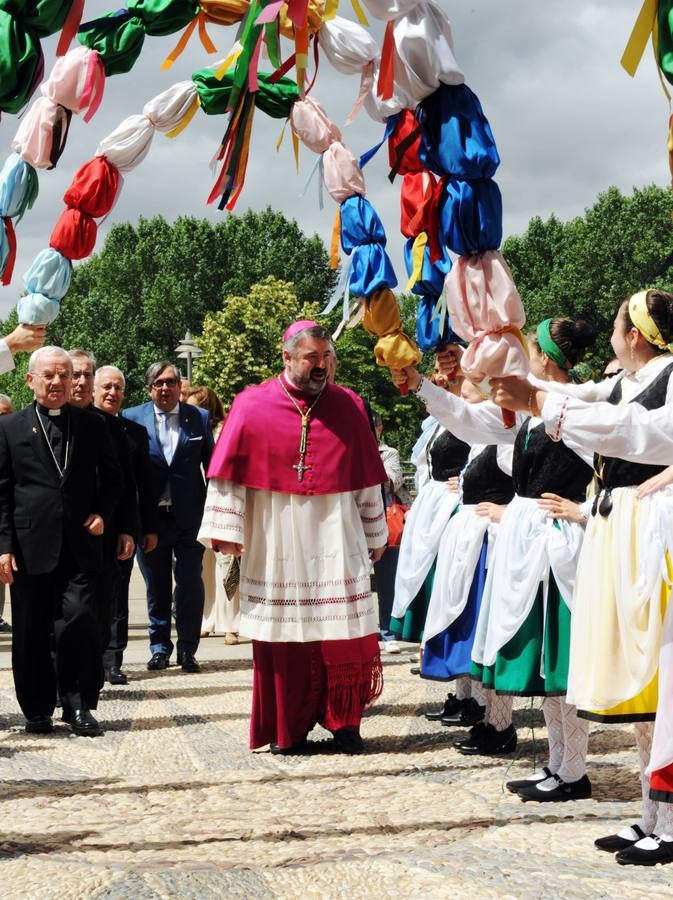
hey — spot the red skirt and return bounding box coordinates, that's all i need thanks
[249,633,383,750]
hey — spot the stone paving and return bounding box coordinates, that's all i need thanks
[1,596,673,897]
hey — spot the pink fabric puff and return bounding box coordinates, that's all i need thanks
[49,208,97,261]
[63,157,120,218]
[11,97,71,169]
[41,47,105,122]
[322,142,366,204]
[444,251,529,380]
[290,97,342,154]
[283,319,319,341]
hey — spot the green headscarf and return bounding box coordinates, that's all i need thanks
[536,318,571,369]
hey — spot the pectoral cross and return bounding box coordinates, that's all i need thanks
[293,456,311,482]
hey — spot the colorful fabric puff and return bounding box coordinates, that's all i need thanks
[23,247,72,300]
[0,7,44,115]
[363,56,414,123]
[361,0,420,20]
[290,97,342,154]
[11,98,72,169]
[0,153,38,221]
[362,285,402,336]
[403,237,450,297]
[659,1,673,85]
[374,331,422,368]
[391,1,464,106]
[444,251,528,380]
[41,46,105,122]
[349,243,397,297]
[193,69,298,117]
[417,84,500,180]
[438,177,503,256]
[144,80,197,131]
[416,295,462,351]
[17,292,60,324]
[78,2,199,76]
[64,157,120,218]
[49,207,97,260]
[389,109,423,176]
[400,170,437,237]
[199,0,249,26]
[278,0,324,38]
[322,143,366,203]
[340,195,388,253]
[95,114,154,172]
[317,15,379,75]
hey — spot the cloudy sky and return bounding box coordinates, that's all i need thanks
[0,1,669,319]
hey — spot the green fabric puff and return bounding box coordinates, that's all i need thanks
[22,0,72,36]
[127,0,198,37]
[78,12,145,76]
[193,69,298,118]
[659,1,673,85]
[0,8,43,114]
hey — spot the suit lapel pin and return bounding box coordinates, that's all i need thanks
[32,426,37,433]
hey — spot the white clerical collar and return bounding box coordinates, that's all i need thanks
[154,403,179,416]
[36,402,63,417]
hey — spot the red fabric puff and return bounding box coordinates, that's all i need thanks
[388,109,423,177]
[63,156,119,218]
[49,208,97,260]
[400,170,444,262]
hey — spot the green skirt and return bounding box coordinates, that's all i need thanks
[390,562,436,643]
[471,573,570,696]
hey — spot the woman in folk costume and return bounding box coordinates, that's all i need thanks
[393,318,596,777]
[422,380,515,730]
[389,354,470,644]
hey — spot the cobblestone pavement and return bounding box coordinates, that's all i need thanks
[2,624,673,898]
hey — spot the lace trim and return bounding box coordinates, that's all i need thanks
[245,590,371,607]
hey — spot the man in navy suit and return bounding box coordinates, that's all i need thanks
[124,361,214,672]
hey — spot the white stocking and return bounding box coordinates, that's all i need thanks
[557,699,590,783]
[655,799,673,840]
[488,693,513,731]
[542,697,564,775]
[471,680,486,708]
[454,676,470,701]
[634,722,658,834]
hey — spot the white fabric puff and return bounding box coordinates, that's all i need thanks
[318,16,379,74]
[96,115,155,173]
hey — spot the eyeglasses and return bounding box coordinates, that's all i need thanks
[151,378,179,389]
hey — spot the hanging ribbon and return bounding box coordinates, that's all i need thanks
[286,0,310,28]
[405,232,427,290]
[350,0,369,26]
[256,0,285,24]
[57,0,85,57]
[166,95,201,138]
[621,0,658,76]
[330,205,341,269]
[80,52,106,123]
[295,21,310,93]
[358,114,398,168]
[321,256,352,315]
[1,217,17,286]
[324,0,339,21]
[377,21,395,100]
[214,41,244,80]
[162,11,218,71]
[345,60,374,126]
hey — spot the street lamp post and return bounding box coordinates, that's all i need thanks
[175,330,202,383]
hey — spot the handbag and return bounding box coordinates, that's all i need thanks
[385,502,408,548]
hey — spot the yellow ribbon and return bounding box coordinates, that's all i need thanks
[350,0,368,26]
[329,206,341,269]
[165,95,201,138]
[621,0,658,76]
[291,129,299,173]
[405,232,427,291]
[214,42,243,80]
[324,0,339,21]
[498,324,530,357]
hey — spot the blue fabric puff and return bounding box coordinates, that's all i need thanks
[416,296,463,351]
[439,178,502,256]
[23,248,72,300]
[403,238,451,297]
[17,293,61,324]
[417,84,500,180]
[340,195,387,254]
[349,243,397,296]
[0,152,37,220]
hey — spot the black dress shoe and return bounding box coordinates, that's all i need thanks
[595,824,646,852]
[177,651,200,673]
[332,728,364,754]
[616,835,673,866]
[147,652,170,671]
[425,694,462,721]
[270,737,310,756]
[506,767,553,794]
[517,773,592,802]
[106,666,128,685]
[456,722,517,756]
[25,715,53,734]
[441,697,486,727]
[409,666,421,675]
[64,708,102,737]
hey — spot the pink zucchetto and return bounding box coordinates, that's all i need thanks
[283,320,320,342]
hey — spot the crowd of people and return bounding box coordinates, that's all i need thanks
[2,300,673,869]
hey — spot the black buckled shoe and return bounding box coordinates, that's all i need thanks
[517,773,592,802]
[441,697,486,727]
[147,652,170,671]
[25,715,53,734]
[425,693,462,721]
[616,835,673,866]
[177,651,200,673]
[595,824,646,853]
[456,722,517,756]
[506,767,553,794]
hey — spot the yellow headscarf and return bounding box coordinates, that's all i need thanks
[628,290,673,350]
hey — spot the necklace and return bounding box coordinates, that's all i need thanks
[277,375,325,481]
[35,406,70,479]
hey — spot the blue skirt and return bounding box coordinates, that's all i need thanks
[421,534,488,682]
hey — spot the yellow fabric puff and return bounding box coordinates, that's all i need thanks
[374,332,422,369]
[362,287,402,336]
[200,0,250,25]
[279,0,325,37]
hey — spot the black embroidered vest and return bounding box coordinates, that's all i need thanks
[513,420,593,501]
[427,427,470,482]
[462,445,515,505]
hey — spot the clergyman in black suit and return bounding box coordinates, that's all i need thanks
[0,346,122,736]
